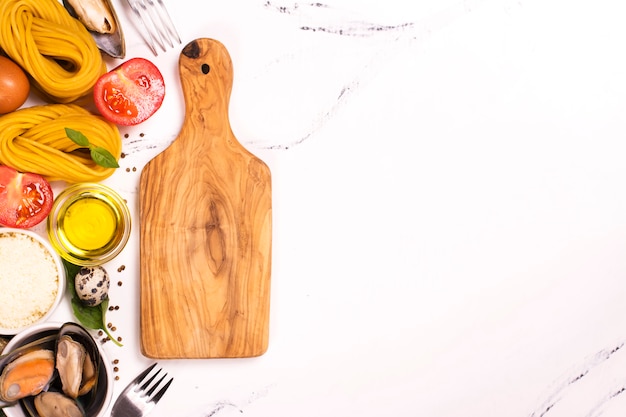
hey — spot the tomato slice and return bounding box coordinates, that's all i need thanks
[93,57,165,126]
[0,166,53,229]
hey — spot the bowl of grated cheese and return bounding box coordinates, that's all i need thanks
[0,228,65,335]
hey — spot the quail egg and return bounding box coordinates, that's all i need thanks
[75,266,110,306]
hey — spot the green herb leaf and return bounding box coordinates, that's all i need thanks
[64,128,120,169]
[62,259,123,347]
[65,128,90,147]
[70,297,103,330]
[91,147,120,168]
[63,260,82,287]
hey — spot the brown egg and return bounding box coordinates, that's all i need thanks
[0,56,30,114]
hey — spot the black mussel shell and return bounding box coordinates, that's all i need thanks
[62,0,126,59]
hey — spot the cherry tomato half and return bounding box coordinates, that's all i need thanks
[0,166,53,228]
[93,57,165,126]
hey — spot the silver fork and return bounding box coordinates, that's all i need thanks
[125,0,181,55]
[110,363,174,417]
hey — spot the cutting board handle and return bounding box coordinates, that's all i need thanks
[178,38,235,146]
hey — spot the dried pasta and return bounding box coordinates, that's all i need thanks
[0,104,122,183]
[0,0,106,103]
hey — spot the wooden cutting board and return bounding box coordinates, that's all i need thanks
[139,38,272,358]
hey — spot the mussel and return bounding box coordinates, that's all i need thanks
[34,392,83,417]
[56,334,98,399]
[63,0,126,59]
[0,323,109,417]
[0,349,55,403]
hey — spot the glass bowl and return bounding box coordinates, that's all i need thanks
[0,228,65,335]
[47,183,131,266]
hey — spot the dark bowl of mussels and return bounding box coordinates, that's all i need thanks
[0,322,114,417]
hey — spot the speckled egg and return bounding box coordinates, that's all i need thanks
[75,266,110,306]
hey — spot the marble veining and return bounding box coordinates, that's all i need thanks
[118,0,520,153]
[530,341,626,417]
[237,2,420,150]
[235,0,525,150]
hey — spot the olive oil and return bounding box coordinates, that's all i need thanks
[47,183,131,266]
[63,197,117,251]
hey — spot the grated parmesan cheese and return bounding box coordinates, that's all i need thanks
[0,231,59,330]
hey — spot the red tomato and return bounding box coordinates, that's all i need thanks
[0,166,53,228]
[93,58,165,126]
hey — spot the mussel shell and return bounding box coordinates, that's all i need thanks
[52,323,107,417]
[62,0,126,59]
[56,335,87,399]
[0,329,58,411]
[22,389,85,417]
[34,392,85,417]
[0,335,57,362]
[0,338,57,404]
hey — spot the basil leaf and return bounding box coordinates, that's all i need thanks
[65,128,120,169]
[90,147,120,168]
[63,260,82,290]
[65,128,90,147]
[71,297,103,330]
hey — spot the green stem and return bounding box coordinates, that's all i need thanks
[102,324,123,347]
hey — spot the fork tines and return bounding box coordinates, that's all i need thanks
[111,363,174,417]
[126,0,182,55]
[133,363,174,405]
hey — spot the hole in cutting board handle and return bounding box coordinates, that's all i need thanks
[182,40,200,58]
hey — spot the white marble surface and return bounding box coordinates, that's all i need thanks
[22,0,626,415]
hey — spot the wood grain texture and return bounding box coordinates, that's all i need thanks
[139,38,272,358]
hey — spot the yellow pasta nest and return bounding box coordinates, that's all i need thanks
[0,104,122,183]
[0,0,107,103]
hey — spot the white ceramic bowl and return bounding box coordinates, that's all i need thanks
[0,228,65,335]
[1,322,115,417]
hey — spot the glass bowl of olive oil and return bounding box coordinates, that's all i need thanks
[47,183,131,266]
